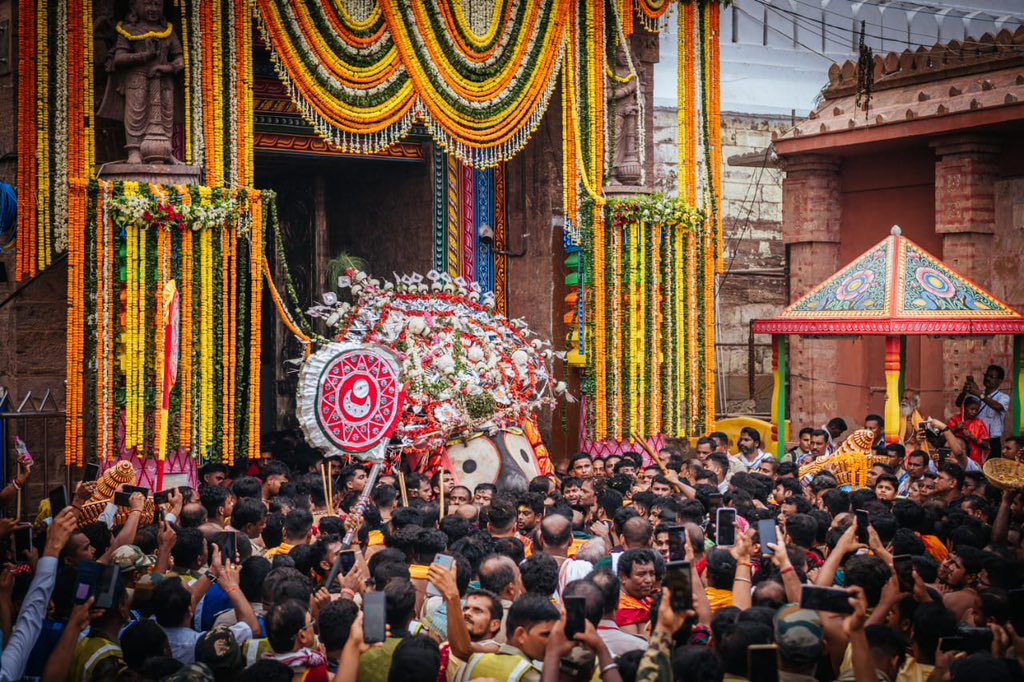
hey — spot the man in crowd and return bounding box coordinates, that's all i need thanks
[730,427,772,473]
[900,390,929,454]
[865,414,886,449]
[694,437,715,464]
[614,549,657,635]
[786,428,815,464]
[809,429,832,462]
[1003,436,1023,462]
[825,417,849,446]
[957,365,1010,456]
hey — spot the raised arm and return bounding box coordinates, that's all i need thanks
[0,509,76,682]
[428,561,472,661]
[815,525,863,587]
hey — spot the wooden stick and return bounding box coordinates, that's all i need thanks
[320,462,330,513]
[327,468,334,513]
[438,476,445,518]
[632,432,668,475]
[397,469,409,507]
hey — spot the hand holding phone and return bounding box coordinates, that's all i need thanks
[665,561,693,613]
[83,462,100,483]
[716,508,737,547]
[13,526,33,563]
[800,585,855,614]
[216,532,238,564]
[564,596,587,639]
[48,486,68,515]
[123,485,149,498]
[940,627,993,654]
[427,554,454,597]
[94,565,121,610]
[893,555,914,593]
[855,509,870,545]
[757,519,778,556]
[363,591,386,644]
[74,561,102,604]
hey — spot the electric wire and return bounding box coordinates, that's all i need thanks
[751,0,1024,55]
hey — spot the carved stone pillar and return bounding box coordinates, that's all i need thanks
[782,154,842,430]
[931,135,1001,412]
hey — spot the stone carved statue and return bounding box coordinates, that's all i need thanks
[610,46,642,185]
[97,0,184,165]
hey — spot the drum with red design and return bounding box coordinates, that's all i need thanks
[297,343,404,460]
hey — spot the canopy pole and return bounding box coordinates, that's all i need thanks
[884,336,901,445]
[1013,335,1023,438]
[898,336,907,398]
[771,336,787,459]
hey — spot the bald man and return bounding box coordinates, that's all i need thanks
[455,504,479,525]
[476,554,523,643]
[540,514,594,601]
[608,516,652,574]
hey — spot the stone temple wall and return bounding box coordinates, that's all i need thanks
[653,106,791,416]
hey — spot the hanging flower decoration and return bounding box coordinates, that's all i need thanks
[66,180,266,468]
[577,195,705,443]
[253,0,569,168]
[306,269,568,456]
[107,193,239,232]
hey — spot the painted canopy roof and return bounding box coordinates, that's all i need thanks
[753,227,1024,336]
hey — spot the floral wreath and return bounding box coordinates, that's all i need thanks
[305,269,571,456]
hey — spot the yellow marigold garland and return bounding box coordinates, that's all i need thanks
[248,193,264,461]
[76,182,267,466]
[115,20,173,41]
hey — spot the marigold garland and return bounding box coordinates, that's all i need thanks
[68,181,266,466]
[115,20,173,41]
[579,196,703,441]
[15,0,91,282]
[254,0,568,168]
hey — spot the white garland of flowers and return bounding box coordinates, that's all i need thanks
[305,269,574,453]
[107,194,239,232]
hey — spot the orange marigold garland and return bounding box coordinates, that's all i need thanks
[16,0,36,281]
[16,0,91,283]
[75,182,267,467]
[248,193,264,461]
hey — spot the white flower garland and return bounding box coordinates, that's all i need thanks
[304,269,571,454]
[53,0,69,253]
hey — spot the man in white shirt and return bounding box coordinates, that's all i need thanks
[957,364,1010,457]
[730,427,772,473]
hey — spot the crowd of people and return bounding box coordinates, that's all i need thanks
[0,394,1023,682]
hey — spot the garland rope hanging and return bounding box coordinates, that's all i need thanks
[253,0,570,168]
[68,180,267,467]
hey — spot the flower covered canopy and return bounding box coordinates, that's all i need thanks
[753,226,1024,336]
[306,270,565,456]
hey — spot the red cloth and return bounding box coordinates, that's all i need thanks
[614,592,652,627]
[946,415,990,464]
[299,666,330,682]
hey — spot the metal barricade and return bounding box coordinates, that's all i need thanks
[0,387,69,519]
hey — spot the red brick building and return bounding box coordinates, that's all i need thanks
[773,28,1024,433]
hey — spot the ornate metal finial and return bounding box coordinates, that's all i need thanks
[891,225,902,236]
